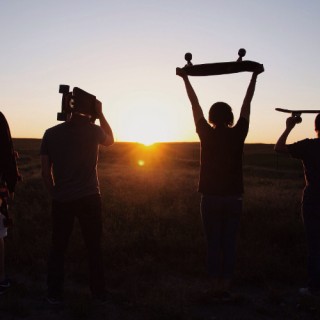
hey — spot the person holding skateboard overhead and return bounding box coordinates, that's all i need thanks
[176,65,264,300]
[275,113,320,296]
[0,112,20,295]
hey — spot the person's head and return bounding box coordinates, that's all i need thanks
[315,113,320,134]
[208,102,234,128]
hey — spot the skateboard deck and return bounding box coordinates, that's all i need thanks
[275,108,320,116]
[180,49,263,76]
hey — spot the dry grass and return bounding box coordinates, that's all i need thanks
[1,140,316,320]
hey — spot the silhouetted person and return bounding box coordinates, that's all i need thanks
[176,66,264,300]
[275,114,320,296]
[41,93,114,304]
[0,112,20,295]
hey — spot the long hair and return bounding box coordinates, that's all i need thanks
[208,102,234,128]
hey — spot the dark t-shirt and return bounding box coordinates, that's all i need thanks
[287,138,320,203]
[40,116,106,202]
[196,117,249,196]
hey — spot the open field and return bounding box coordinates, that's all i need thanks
[1,140,319,320]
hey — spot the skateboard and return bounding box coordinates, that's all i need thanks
[0,112,21,227]
[275,108,320,124]
[179,48,263,76]
[57,85,98,123]
[275,108,320,116]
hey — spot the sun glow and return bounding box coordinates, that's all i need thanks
[112,93,181,145]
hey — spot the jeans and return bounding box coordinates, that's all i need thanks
[201,195,242,279]
[302,202,320,290]
[47,194,105,298]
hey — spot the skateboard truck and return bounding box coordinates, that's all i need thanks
[237,48,246,62]
[57,85,72,121]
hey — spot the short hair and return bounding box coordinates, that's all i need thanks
[315,114,320,131]
[208,102,234,127]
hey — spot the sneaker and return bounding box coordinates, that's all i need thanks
[220,291,232,302]
[0,279,11,288]
[92,291,113,306]
[299,287,320,297]
[47,296,64,305]
[0,286,8,295]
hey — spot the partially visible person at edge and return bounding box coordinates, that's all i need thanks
[40,94,114,305]
[0,112,20,295]
[176,66,264,301]
[275,113,320,296]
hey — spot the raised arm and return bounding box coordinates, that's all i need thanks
[240,66,264,122]
[176,68,204,125]
[95,100,114,147]
[274,116,300,153]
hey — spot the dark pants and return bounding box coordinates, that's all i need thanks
[47,194,105,298]
[201,195,242,279]
[302,202,320,290]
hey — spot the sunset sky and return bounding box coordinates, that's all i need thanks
[1,0,319,145]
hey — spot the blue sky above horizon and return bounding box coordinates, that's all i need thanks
[1,0,320,144]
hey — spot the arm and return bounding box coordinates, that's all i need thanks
[95,100,114,147]
[274,116,300,153]
[176,68,204,125]
[41,155,54,196]
[240,66,264,122]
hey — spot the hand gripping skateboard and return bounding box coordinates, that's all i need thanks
[179,49,263,76]
[275,108,320,124]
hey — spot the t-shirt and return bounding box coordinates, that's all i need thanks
[287,138,320,203]
[40,116,106,202]
[196,117,249,196]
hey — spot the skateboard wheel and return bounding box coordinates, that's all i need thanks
[185,52,192,63]
[238,48,246,58]
[59,84,70,94]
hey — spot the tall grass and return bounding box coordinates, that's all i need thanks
[2,140,310,318]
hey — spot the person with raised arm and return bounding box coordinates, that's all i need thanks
[176,66,264,301]
[41,89,114,305]
[275,114,320,296]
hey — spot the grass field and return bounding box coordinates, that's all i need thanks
[1,139,319,320]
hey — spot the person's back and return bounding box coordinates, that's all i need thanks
[288,138,320,202]
[197,117,248,196]
[41,92,114,304]
[275,113,320,295]
[176,67,263,299]
[41,115,105,201]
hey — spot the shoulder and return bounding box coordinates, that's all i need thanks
[287,138,310,159]
[196,117,211,131]
[44,123,67,135]
[234,117,249,128]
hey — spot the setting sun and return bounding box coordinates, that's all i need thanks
[112,92,182,145]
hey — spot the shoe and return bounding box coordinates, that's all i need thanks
[47,296,64,305]
[299,287,320,297]
[0,279,11,288]
[220,291,232,302]
[0,286,8,295]
[92,291,113,306]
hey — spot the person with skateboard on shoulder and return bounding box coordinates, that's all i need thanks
[275,113,320,296]
[41,89,114,305]
[176,65,264,301]
[0,112,20,295]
